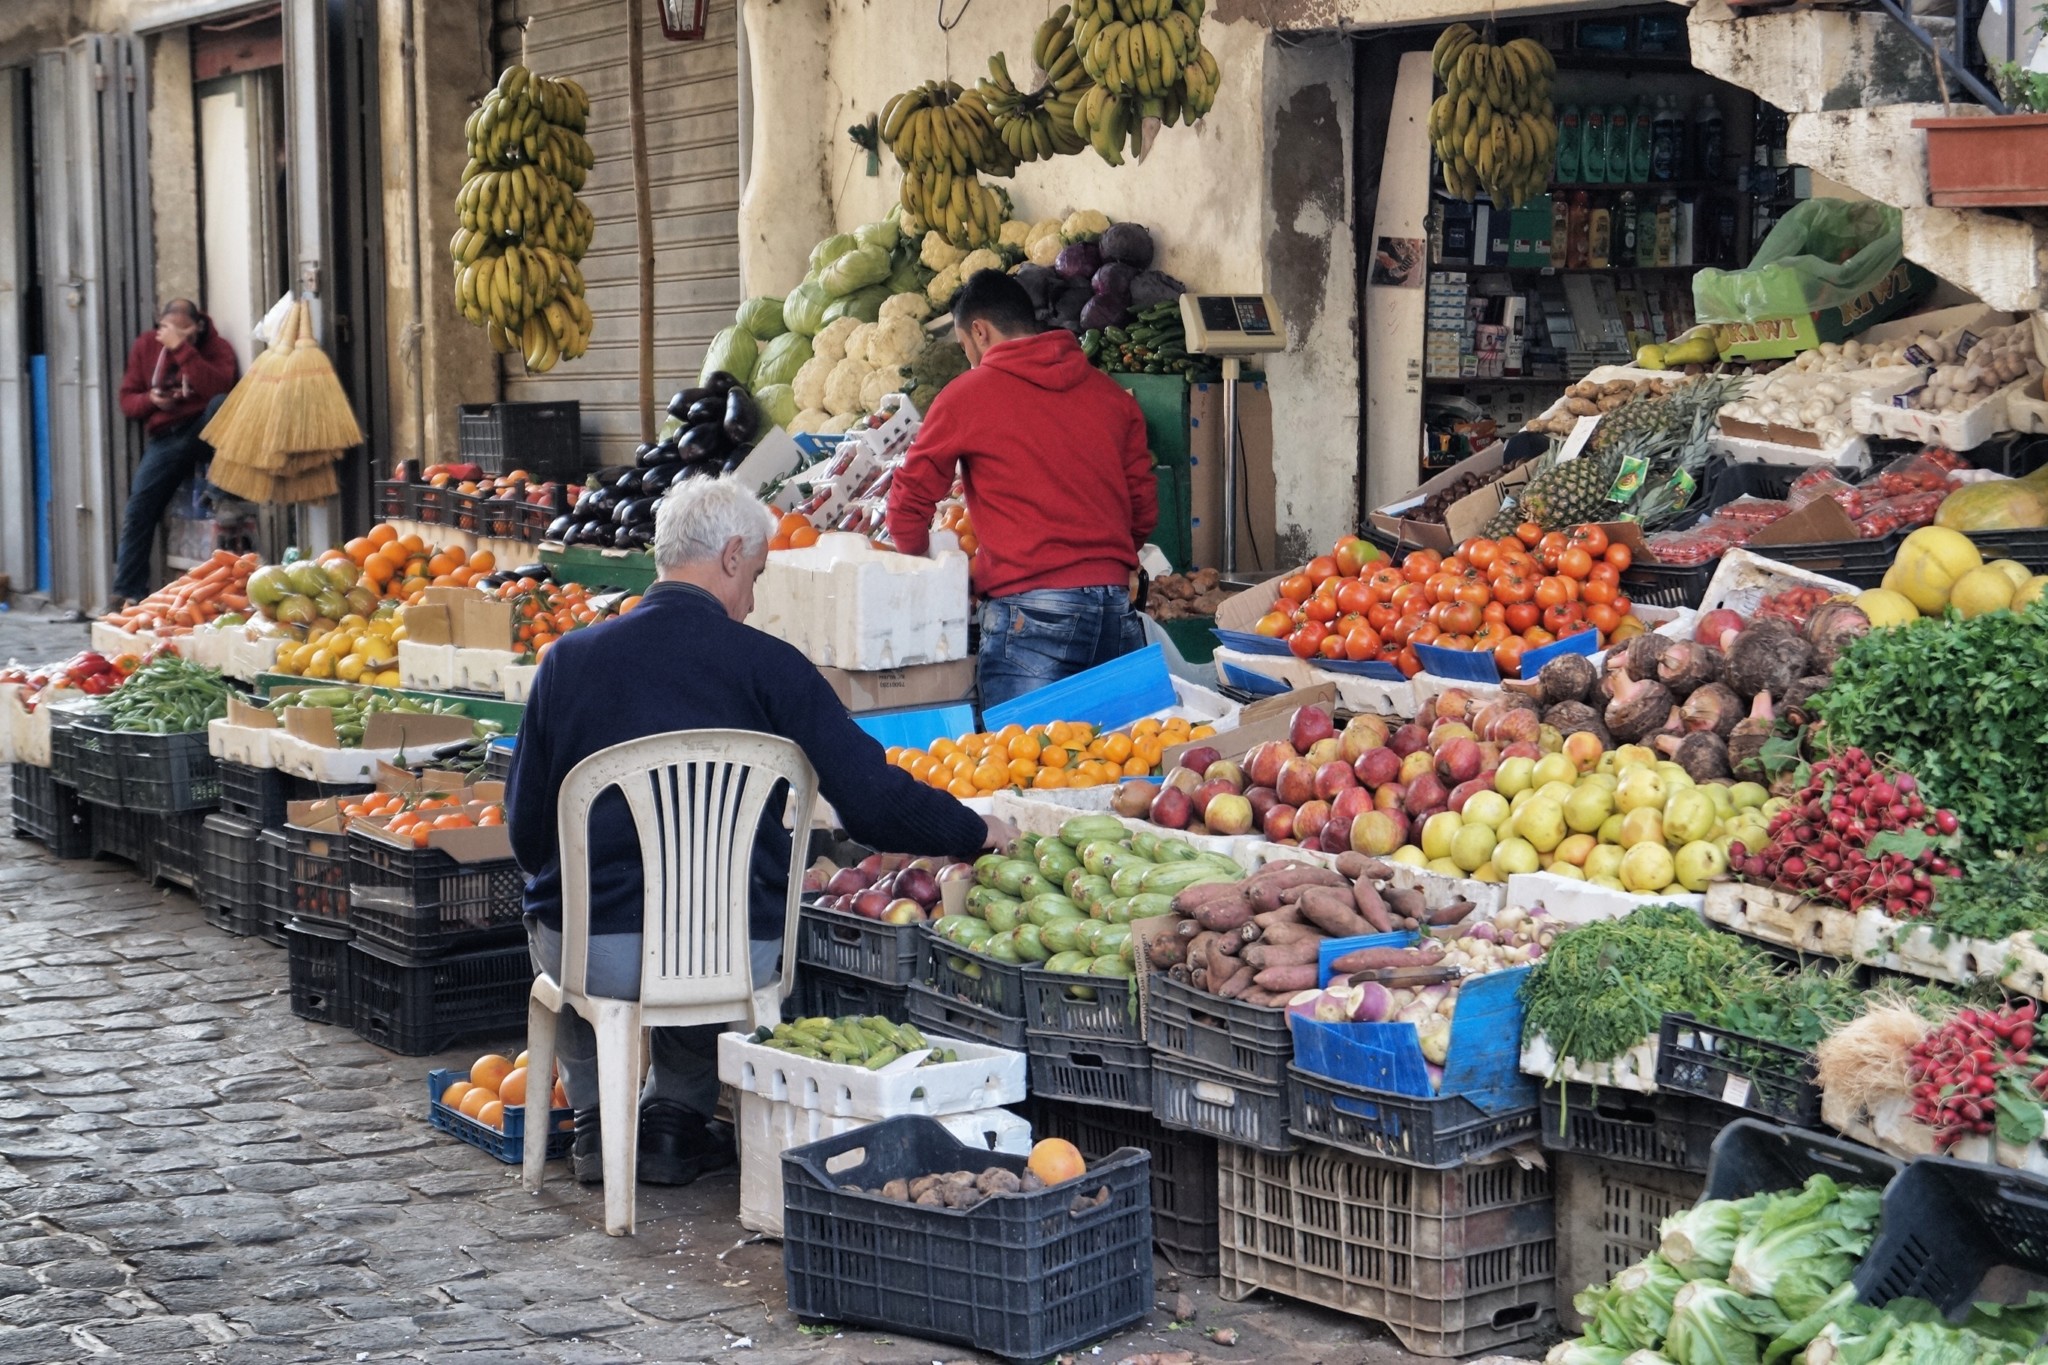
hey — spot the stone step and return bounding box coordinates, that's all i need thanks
[1689,0,1950,114]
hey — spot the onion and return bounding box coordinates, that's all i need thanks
[1424,1061,1445,1091]
[1352,982,1392,1022]
[1467,922,1498,942]
[1524,942,1546,961]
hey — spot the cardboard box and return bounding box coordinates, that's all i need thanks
[1746,496,1861,548]
[815,659,976,714]
[281,706,476,753]
[1159,682,1339,773]
[1188,380,1276,573]
[1712,259,1939,362]
[400,587,514,651]
[1368,442,1531,554]
[351,799,513,863]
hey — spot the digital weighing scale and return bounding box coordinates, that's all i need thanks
[1177,293,1288,575]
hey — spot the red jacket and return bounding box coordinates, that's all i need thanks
[887,329,1157,600]
[118,315,239,434]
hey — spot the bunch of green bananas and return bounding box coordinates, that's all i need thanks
[1428,25,1557,210]
[450,65,596,373]
[882,78,1017,247]
[1069,0,1219,164]
[978,9,1094,165]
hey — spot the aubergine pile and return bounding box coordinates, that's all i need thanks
[543,371,760,550]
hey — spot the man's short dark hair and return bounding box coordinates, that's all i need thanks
[952,269,1039,337]
[159,299,200,324]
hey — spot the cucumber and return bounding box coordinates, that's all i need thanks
[1090,954,1134,978]
[1065,869,1111,908]
[1108,862,1153,898]
[1058,815,1128,847]
[980,933,1019,965]
[1037,841,1081,881]
[1080,840,1149,878]
[1072,919,1110,955]
[933,914,990,947]
[1023,894,1085,927]
[965,886,1020,921]
[1095,923,1133,955]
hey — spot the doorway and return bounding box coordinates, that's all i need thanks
[197,69,289,372]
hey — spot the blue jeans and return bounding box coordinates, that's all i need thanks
[114,393,228,601]
[978,585,1145,711]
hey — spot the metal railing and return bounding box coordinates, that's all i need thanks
[1865,0,2017,113]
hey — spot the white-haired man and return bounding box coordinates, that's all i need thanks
[506,477,1011,1187]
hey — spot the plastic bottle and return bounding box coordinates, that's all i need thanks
[1694,93,1724,180]
[1630,99,1655,184]
[1588,199,1613,269]
[1568,191,1592,268]
[1618,190,1640,265]
[1655,193,1676,266]
[1557,105,1583,182]
[1551,196,1573,266]
[1651,97,1683,182]
[1610,103,1635,183]
[1582,105,1607,184]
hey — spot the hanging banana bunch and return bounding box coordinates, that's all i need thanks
[979,8,1094,165]
[1069,0,1220,165]
[880,77,1019,249]
[449,64,596,373]
[1427,25,1557,210]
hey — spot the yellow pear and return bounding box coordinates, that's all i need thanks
[1854,587,1920,629]
[1988,559,2033,590]
[1949,565,2016,619]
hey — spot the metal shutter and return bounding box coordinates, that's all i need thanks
[492,0,741,468]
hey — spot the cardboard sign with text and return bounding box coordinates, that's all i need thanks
[400,587,515,650]
[280,706,477,753]
[1161,683,1339,772]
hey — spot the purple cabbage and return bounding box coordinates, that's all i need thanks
[1050,285,1090,329]
[1014,264,1060,311]
[1079,295,1128,331]
[1054,241,1101,281]
[1129,269,1186,310]
[1098,222,1155,268]
[1091,262,1137,307]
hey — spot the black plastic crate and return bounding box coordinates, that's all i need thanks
[1539,1083,1728,1173]
[450,488,484,535]
[412,482,457,526]
[1754,534,1902,590]
[1657,1013,1824,1129]
[1962,527,2048,574]
[373,478,415,521]
[257,827,291,946]
[282,776,374,805]
[120,729,220,814]
[918,927,1027,1025]
[477,493,527,540]
[1701,1116,1902,1203]
[797,902,921,987]
[9,764,93,858]
[1620,560,1715,610]
[286,917,354,1026]
[1022,967,1141,1042]
[1217,1139,1556,1356]
[905,981,1026,1050]
[781,1115,1154,1363]
[483,739,516,784]
[456,400,583,480]
[218,761,290,827]
[794,965,910,1023]
[1155,1051,1296,1153]
[518,499,557,542]
[1028,1034,1152,1110]
[348,937,533,1056]
[345,829,524,960]
[47,708,99,792]
[1028,1096,1219,1276]
[150,811,205,890]
[89,801,153,876]
[1852,1159,2048,1314]
[68,721,125,807]
[1146,973,1293,1087]
[285,822,352,931]
[199,813,265,936]
[1289,1066,1542,1169]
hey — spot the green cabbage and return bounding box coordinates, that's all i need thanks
[855,218,900,253]
[809,233,857,273]
[819,244,891,297]
[821,284,888,325]
[735,296,787,340]
[886,255,929,296]
[782,281,830,337]
[753,331,813,388]
[753,382,797,431]
[1726,1177,1881,1316]
[699,326,758,387]
[1546,1344,1631,1365]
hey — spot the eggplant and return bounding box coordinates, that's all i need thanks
[513,563,550,581]
[721,454,744,475]
[544,514,574,541]
[613,468,644,497]
[723,387,759,445]
[585,487,619,517]
[667,386,712,420]
[685,396,723,427]
[678,420,730,462]
[639,462,680,496]
[636,442,675,469]
[613,497,646,526]
[704,370,739,395]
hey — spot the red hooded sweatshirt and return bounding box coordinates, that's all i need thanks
[118,313,239,435]
[887,328,1157,600]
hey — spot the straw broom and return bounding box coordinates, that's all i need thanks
[256,299,364,458]
[201,299,299,455]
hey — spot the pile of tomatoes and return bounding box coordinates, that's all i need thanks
[1251,524,1645,678]
[341,791,505,848]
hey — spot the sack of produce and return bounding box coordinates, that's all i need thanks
[1693,200,1904,325]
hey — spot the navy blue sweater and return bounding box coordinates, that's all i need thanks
[506,580,989,938]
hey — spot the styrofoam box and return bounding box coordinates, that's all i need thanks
[176,627,236,672]
[1506,871,1702,925]
[453,647,521,696]
[989,786,1118,839]
[1521,1030,1660,1094]
[2010,374,2048,436]
[207,718,275,768]
[17,693,97,769]
[1852,370,2040,451]
[269,734,408,785]
[1709,430,1871,475]
[501,663,538,703]
[737,1097,1029,1238]
[0,685,15,765]
[226,634,284,683]
[1701,881,1857,959]
[745,533,970,671]
[89,622,151,658]
[1850,908,2014,985]
[717,1030,1026,1120]
[397,640,458,692]
[1692,548,1855,620]
[1208,648,1418,719]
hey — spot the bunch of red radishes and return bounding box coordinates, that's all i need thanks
[1906,1002,2041,1147]
[1728,747,1960,916]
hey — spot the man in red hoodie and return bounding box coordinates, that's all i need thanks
[113,299,239,603]
[886,270,1158,708]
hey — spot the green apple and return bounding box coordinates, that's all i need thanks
[1564,783,1614,835]
[1584,844,1627,882]
[1421,810,1463,862]
[1582,771,1619,793]
[1615,766,1667,814]
[1590,874,1628,890]
[1392,844,1427,867]
[1427,856,1464,878]
[1620,842,1677,893]
[1675,840,1728,892]
[1663,788,1718,845]
[1730,782,1769,810]
[1471,861,1505,883]
[1703,783,1735,818]
[1548,861,1586,880]
[1656,761,1696,792]
[1598,813,1626,845]
[1463,789,1511,830]
[1532,753,1579,789]
[1517,796,1568,853]
[1450,822,1498,874]
[1493,836,1541,876]
[1536,779,1578,808]
[1495,756,1537,798]
[1554,832,1598,868]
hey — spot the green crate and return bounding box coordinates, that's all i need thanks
[1158,616,1216,665]
[1152,462,1192,574]
[539,543,656,594]
[255,678,526,735]
[1114,373,1191,468]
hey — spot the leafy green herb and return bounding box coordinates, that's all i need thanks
[1924,853,2048,943]
[1701,965,1865,1052]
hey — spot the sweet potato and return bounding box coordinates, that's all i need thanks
[1212,959,1256,999]
[1352,881,1394,933]
[1239,988,1295,1008]
[1385,887,1428,921]
[1253,963,1319,993]
[1173,880,1249,914]
[1296,886,1375,937]
[1175,918,1203,941]
[1334,852,1394,882]
[1252,905,1303,929]
[1243,940,1320,970]
[1185,931,1218,975]
[1428,898,1478,926]
[1328,943,1444,973]
[1254,920,1323,947]
[1192,892,1254,933]
[1248,865,1348,913]
[1211,931,1244,958]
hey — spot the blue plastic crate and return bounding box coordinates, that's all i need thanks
[982,645,1179,734]
[426,1067,574,1165]
[852,703,978,752]
[1212,629,1290,657]
[1289,966,1536,1117]
[1216,660,1290,697]
[1317,929,1420,985]
[1414,627,1600,686]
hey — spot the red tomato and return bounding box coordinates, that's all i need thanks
[1333,535,1374,578]
[1396,646,1423,678]
[1278,573,1313,603]
[1558,547,1595,580]
[1344,624,1382,659]
[1586,602,1621,634]
[1304,594,1338,622]
[1438,600,1481,636]
[1515,521,1544,548]
[1493,570,1534,605]
[1319,631,1346,660]
[1581,577,1617,606]
[1459,537,1499,569]
[1534,576,1572,610]
[1542,601,1587,635]
[1335,579,1373,615]
[1401,550,1441,583]
[1493,637,1528,678]
[1569,524,1610,556]
[1306,555,1340,584]
[1504,601,1540,633]
[1605,543,1634,571]
[1254,610,1293,638]
[1288,623,1327,659]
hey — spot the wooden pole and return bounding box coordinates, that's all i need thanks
[625,0,656,443]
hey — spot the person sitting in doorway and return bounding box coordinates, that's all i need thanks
[113,298,239,605]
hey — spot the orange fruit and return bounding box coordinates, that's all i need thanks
[947,777,978,799]
[440,1081,475,1112]
[498,1067,528,1107]
[789,525,819,549]
[552,1079,568,1109]
[777,512,810,537]
[1007,733,1041,763]
[367,523,398,547]
[477,1100,504,1130]
[469,1053,514,1096]
[514,1049,530,1069]
[1028,1138,1087,1186]
[458,1087,494,1120]
[468,549,495,573]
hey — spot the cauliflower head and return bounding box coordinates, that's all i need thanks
[926,264,964,308]
[812,316,861,365]
[878,292,932,325]
[920,231,966,271]
[791,355,833,413]
[843,322,878,368]
[868,315,928,369]
[998,219,1033,249]
[823,356,870,416]
[1026,235,1062,268]
[820,413,860,434]
[959,248,1004,281]
[789,407,831,434]
[859,366,899,412]
[1062,209,1110,242]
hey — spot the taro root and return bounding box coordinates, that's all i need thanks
[1506,653,1597,707]
[1727,618,1813,702]
[1544,700,1611,745]
[1598,650,1635,702]
[1804,601,1871,673]
[1625,632,1677,682]
[1727,692,1777,782]
[1782,674,1832,727]
[1658,731,1731,783]
[1656,640,1726,697]
[1680,682,1742,738]
[1604,675,1676,744]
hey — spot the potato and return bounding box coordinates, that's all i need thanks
[881,1178,911,1202]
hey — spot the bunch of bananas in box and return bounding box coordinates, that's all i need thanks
[1069,0,1219,164]
[1428,25,1556,210]
[882,79,1016,248]
[450,65,596,372]
[978,9,1094,164]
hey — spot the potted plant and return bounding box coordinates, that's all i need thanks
[1914,30,2048,207]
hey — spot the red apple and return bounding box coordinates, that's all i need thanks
[1447,778,1492,814]
[1339,714,1390,763]
[1695,607,1744,648]
[1246,785,1281,821]
[1261,803,1297,843]
[1563,730,1605,773]
[1399,749,1436,784]
[825,866,869,897]
[1477,741,1503,770]
[1244,740,1298,791]
[1203,759,1247,791]
[1206,794,1255,836]
[1390,722,1430,757]
[1314,760,1358,800]
[1294,799,1331,840]
[1429,721,1477,750]
[1433,688,1474,723]
[1436,737,1483,785]
[1193,779,1240,817]
[1374,782,1406,812]
[1304,737,1343,768]
[1289,704,1336,752]
[1330,786,1373,827]
[1164,766,1203,796]
[1403,772,1448,816]
[1150,787,1194,829]
[1276,757,1320,808]
[1320,814,1354,851]
[856,853,888,879]
[852,888,893,919]
[1502,740,1543,762]
[1179,745,1223,775]
[1352,808,1407,856]
[881,898,925,925]
[1354,747,1401,788]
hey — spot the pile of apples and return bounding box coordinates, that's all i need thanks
[803,851,974,924]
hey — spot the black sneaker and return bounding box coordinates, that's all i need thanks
[571,1107,603,1185]
[637,1100,736,1187]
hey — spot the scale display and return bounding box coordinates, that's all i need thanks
[1179,293,1287,355]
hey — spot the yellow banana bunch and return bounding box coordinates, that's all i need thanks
[980,45,1091,164]
[1072,0,1218,137]
[1428,26,1556,209]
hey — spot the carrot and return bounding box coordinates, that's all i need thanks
[189,581,223,603]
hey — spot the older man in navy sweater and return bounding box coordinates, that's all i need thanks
[507,477,1006,1187]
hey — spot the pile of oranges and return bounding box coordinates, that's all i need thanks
[341,791,505,847]
[334,523,499,602]
[495,579,633,664]
[440,1049,569,1133]
[769,511,823,553]
[888,716,1217,797]
[1251,525,1646,678]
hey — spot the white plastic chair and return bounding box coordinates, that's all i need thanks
[521,730,819,1235]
